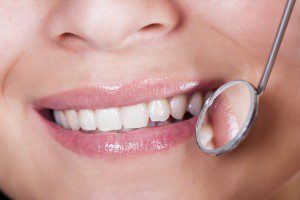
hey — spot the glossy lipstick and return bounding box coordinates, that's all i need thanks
[34,79,223,158]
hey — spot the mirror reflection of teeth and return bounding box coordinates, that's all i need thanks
[52,91,214,133]
[198,124,215,150]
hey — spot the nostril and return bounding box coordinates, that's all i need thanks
[57,32,88,50]
[59,32,82,40]
[139,23,165,32]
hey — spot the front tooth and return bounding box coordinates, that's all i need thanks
[57,111,70,129]
[148,98,170,121]
[79,110,96,131]
[121,103,149,129]
[95,107,122,131]
[188,92,204,116]
[169,94,188,120]
[198,124,214,146]
[65,110,80,131]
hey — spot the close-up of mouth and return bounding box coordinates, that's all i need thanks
[33,79,224,158]
[0,0,298,199]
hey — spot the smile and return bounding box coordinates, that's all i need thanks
[34,79,221,158]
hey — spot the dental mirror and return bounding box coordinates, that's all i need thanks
[196,0,296,155]
[196,80,258,155]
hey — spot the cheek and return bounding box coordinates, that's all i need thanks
[184,0,288,58]
[0,1,50,91]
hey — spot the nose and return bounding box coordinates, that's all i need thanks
[48,0,181,49]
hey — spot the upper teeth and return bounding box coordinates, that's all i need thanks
[148,99,171,122]
[53,91,207,132]
[121,103,149,129]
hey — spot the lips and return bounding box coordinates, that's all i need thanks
[34,78,223,158]
[42,115,197,157]
[210,94,239,147]
[34,78,222,110]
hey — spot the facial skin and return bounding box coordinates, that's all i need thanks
[0,0,299,199]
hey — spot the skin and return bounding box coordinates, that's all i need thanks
[0,0,299,199]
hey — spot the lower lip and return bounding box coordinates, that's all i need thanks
[41,113,197,158]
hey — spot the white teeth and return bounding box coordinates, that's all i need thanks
[65,110,80,131]
[54,90,214,132]
[148,98,171,121]
[79,110,96,131]
[204,142,215,150]
[95,107,122,131]
[121,103,149,129]
[57,111,70,129]
[198,124,214,146]
[53,110,63,126]
[188,92,204,116]
[169,94,188,120]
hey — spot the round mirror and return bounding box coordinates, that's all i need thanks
[196,80,259,155]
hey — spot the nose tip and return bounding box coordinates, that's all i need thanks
[48,0,182,49]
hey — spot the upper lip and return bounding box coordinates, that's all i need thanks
[33,77,224,111]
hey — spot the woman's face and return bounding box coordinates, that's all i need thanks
[0,1,299,199]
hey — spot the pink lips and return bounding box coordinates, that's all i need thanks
[42,115,197,157]
[35,78,223,158]
[34,78,221,110]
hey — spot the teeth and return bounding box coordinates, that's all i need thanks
[95,107,122,131]
[53,110,63,126]
[121,103,149,129]
[79,110,96,131]
[65,110,80,131]
[55,111,70,129]
[59,111,70,129]
[198,124,214,146]
[53,90,213,132]
[148,98,171,121]
[188,92,203,116]
[169,94,188,120]
[204,142,215,150]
